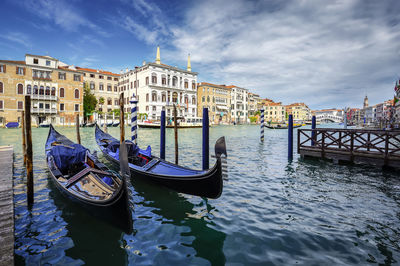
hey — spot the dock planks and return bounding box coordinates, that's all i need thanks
[0,146,14,266]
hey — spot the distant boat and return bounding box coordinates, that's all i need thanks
[5,122,19,128]
[265,124,302,129]
[39,121,51,128]
[86,123,95,127]
[112,122,120,127]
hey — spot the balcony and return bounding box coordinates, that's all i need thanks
[30,94,58,101]
[31,108,57,114]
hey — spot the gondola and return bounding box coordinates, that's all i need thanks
[45,125,132,233]
[265,124,302,129]
[95,124,227,199]
[112,122,120,127]
[86,122,95,127]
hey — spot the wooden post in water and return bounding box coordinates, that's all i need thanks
[160,107,166,160]
[174,104,178,165]
[202,107,209,170]
[288,114,293,160]
[120,93,125,142]
[25,95,34,205]
[75,114,81,144]
[311,115,316,146]
[21,110,26,165]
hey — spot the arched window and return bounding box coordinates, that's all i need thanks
[107,98,112,105]
[33,85,38,95]
[184,95,188,104]
[51,87,56,96]
[152,91,157,102]
[213,96,215,103]
[172,76,177,87]
[161,75,166,85]
[151,73,157,84]
[39,86,44,95]
[207,96,210,103]
[45,86,50,96]
[202,96,205,103]
[161,93,166,102]
[146,93,149,102]
[59,87,65,98]
[145,76,149,85]
[192,81,196,90]
[17,84,24,94]
[74,89,79,99]
[0,82,3,93]
[192,96,196,105]
[172,92,178,103]
[184,79,188,89]
[27,85,31,94]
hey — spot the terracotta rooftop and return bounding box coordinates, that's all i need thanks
[75,66,119,76]
[197,82,231,89]
[265,102,283,106]
[0,60,26,65]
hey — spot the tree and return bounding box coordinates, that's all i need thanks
[98,97,105,108]
[83,83,97,122]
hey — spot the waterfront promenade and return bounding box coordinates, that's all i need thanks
[0,146,14,266]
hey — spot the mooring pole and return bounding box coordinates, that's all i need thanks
[288,114,293,160]
[21,110,26,165]
[202,107,209,170]
[174,104,178,164]
[25,95,33,205]
[311,115,316,146]
[160,107,166,159]
[75,114,81,144]
[120,93,125,142]
[260,109,264,142]
[130,93,138,145]
[103,113,108,133]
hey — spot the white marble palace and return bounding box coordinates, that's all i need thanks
[119,47,198,120]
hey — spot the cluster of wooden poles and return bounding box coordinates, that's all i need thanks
[21,93,212,205]
[259,110,317,160]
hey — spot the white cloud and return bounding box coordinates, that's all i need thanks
[1,32,32,49]
[166,0,400,109]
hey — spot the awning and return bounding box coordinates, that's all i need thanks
[216,105,228,110]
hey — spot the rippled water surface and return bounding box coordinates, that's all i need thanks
[1,124,400,265]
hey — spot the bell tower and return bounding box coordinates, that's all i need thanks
[363,95,368,109]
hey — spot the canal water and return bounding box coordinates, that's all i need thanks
[1,125,399,265]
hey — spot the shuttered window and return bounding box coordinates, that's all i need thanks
[0,100,3,109]
[17,101,23,110]
[74,89,79,99]
[0,82,3,93]
[60,88,65,98]
[17,84,23,94]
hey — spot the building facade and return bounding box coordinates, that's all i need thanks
[247,92,261,117]
[77,67,119,113]
[286,103,311,122]
[119,47,198,120]
[229,85,248,124]
[197,82,231,124]
[0,54,83,126]
[264,102,286,122]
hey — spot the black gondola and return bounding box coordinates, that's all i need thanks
[45,125,132,233]
[95,124,227,199]
[112,122,120,127]
[86,122,95,127]
[265,124,302,129]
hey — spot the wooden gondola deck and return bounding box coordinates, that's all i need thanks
[298,128,400,168]
[0,146,14,265]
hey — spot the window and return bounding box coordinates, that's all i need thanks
[162,77,166,85]
[152,106,156,111]
[99,75,104,79]
[17,84,24,95]
[99,83,104,91]
[152,92,157,102]
[46,60,51,66]
[192,82,195,90]
[75,104,79,112]
[58,72,66,80]
[114,99,119,105]
[90,82,95,90]
[151,74,157,84]
[162,94,166,102]
[207,96,210,103]
[172,77,177,86]
[45,103,50,110]
[107,76,112,80]
[172,92,178,103]
[39,86,44,95]
[107,98,112,105]
[51,87,56,96]
[184,96,188,104]
[0,100,3,109]
[146,93,149,102]
[0,82,3,93]
[202,96,205,103]
[146,106,149,111]
[192,97,196,105]
[59,87,65,98]
[114,85,117,92]
[73,74,81,81]
[114,78,118,81]
[39,103,44,109]
[18,101,23,110]
[60,103,64,111]
[90,74,95,78]
[184,81,188,88]
[33,58,39,64]
[45,86,50,96]
[0,65,5,73]
[146,77,149,85]
[107,84,112,91]
[16,67,25,75]
[74,89,80,99]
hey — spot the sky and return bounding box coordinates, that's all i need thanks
[0,0,399,110]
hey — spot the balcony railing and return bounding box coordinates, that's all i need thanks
[30,94,58,101]
[31,108,57,114]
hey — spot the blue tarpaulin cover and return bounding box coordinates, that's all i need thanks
[106,140,151,159]
[49,144,88,172]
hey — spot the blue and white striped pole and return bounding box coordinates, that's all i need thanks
[130,93,138,145]
[260,109,264,142]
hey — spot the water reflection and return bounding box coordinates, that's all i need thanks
[131,178,227,265]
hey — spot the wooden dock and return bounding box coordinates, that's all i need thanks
[0,146,14,265]
[298,128,400,168]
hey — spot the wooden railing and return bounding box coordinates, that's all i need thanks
[298,128,400,167]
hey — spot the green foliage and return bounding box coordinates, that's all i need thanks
[249,116,257,123]
[138,113,148,120]
[111,109,120,116]
[83,83,97,119]
[254,110,261,116]
[98,97,105,106]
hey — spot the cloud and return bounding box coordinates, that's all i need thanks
[166,0,400,109]
[1,32,32,49]
[21,0,110,37]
